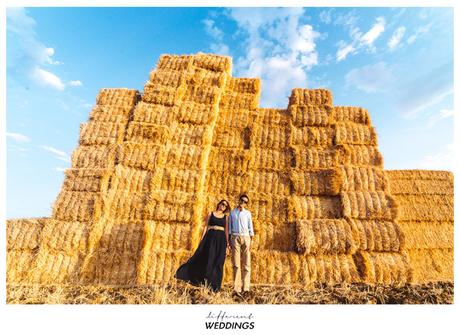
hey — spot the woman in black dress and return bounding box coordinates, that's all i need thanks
[175,199,230,292]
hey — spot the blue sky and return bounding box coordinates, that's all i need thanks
[6,7,454,218]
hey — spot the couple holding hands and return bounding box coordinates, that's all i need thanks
[175,194,254,296]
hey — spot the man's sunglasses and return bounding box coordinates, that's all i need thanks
[240,199,248,204]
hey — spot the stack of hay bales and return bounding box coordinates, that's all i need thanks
[6,218,45,283]
[386,170,454,283]
[32,89,139,284]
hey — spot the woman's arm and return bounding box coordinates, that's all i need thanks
[225,215,229,246]
[201,213,210,239]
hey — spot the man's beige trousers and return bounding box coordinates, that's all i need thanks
[231,235,251,292]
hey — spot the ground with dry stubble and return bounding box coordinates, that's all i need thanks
[7,282,453,304]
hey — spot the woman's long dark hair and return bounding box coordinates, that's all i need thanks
[215,199,230,214]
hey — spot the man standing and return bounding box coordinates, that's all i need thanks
[228,194,254,296]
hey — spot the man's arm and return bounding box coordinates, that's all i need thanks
[248,212,254,238]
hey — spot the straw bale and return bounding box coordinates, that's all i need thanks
[250,148,291,171]
[220,91,259,110]
[105,190,146,221]
[7,218,45,250]
[89,105,133,123]
[288,196,342,221]
[142,83,184,106]
[205,171,247,196]
[96,88,139,107]
[212,127,250,148]
[348,219,404,252]
[7,250,38,284]
[254,124,289,149]
[290,169,342,195]
[252,223,296,251]
[247,171,291,196]
[144,191,197,223]
[393,194,453,221]
[257,108,290,126]
[40,219,90,254]
[52,190,101,222]
[176,101,217,125]
[289,88,333,107]
[406,248,453,283]
[186,67,227,87]
[117,142,166,171]
[334,122,377,145]
[144,221,192,251]
[226,77,261,94]
[63,168,110,192]
[387,177,453,195]
[299,253,360,285]
[251,251,301,285]
[339,144,383,167]
[353,251,412,285]
[111,165,152,193]
[157,54,193,71]
[153,167,201,193]
[149,69,185,88]
[216,109,258,128]
[398,220,453,249]
[341,191,398,220]
[193,53,232,73]
[79,121,127,145]
[165,144,206,170]
[132,101,177,124]
[126,121,170,144]
[71,145,118,169]
[290,105,334,127]
[32,250,85,284]
[292,146,341,169]
[208,147,251,174]
[246,196,289,223]
[385,169,453,182]
[295,219,356,254]
[333,106,371,125]
[171,123,213,146]
[183,85,221,105]
[137,250,191,285]
[290,125,335,147]
[340,166,388,192]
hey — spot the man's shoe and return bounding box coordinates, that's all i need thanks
[232,291,243,299]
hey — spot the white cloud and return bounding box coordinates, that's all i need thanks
[68,80,83,87]
[345,62,394,93]
[360,17,385,47]
[319,9,333,24]
[420,142,454,171]
[6,132,31,142]
[427,108,454,127]
[203,18,230,55]
[39,145,70,162]
[407,24,431,45]
[388,26,406,50]
[31,66,65,90]
[336,43,355,61]
[54,167,67,172]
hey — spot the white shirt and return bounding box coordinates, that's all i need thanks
[229,208,254,237]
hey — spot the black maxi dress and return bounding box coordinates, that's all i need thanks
[175,212,227,292]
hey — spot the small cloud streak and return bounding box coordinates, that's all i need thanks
[68,80,83,87]
[31,66,65,90]
[420,142,454,171]
[6,132,31,142]
[345,62,394,93]
[388,26,406,50]
[39,145,70,162]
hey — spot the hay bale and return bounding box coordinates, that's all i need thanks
[32,250,85,284]
[7,218,45,250]
[149,69,185,88]
[300,253,360,285]
[157,54,193,71]
[220,91,259,110]
[290,105,334,127]
[110,165,153,193]
[7,250,39,284]
[288,196,342,221]
[204,171,247,197]
[126,121,170,144]
[137,250,191,285]
[386,169,453,182]
[192,53,232,73]
[292,146,341,169]
[252,223,296,252]
[295,219,356,254]
[226,77,261,94]
[143,221,192,251]
[334,122,377,145]
[247,171,291,196]
[186,67,227,87]
[40,220,90,254]
[52,190,102,222]
[257,108,290,126]
[89,105,133,123]
[245,196,289,223]
[289,88,333,106]
[251,251,301,285]
[171,123,214,146]
[208,147,251,174]
[398,220,453,249]
[144,191,197,223]
[216,109,259,128]
[96,88,139,107]
[79,121,127,145]
[250,148,291,171]
[132,101,177,124]
[105,190,146,221]
[406,248,453,283]
[153,167,201,193]
[339,144,383,166]
[183,84,221,105]
[290,125,334,147]
[254,124,290,149]
[393,194,453,221]
[117,142,166,171]
[165,144,207,170]
[348,219,404,252]
[386,174,454,195]
[340,166,388,192]
[341,191,398,220]
[353,251,412,285]
[62,168,110,192]
[212,127,250,148]
[333,106,371,125]
[290,169,341,195]
[71,145,118,169]
[177,101,217,125]
[142,83,185,106]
